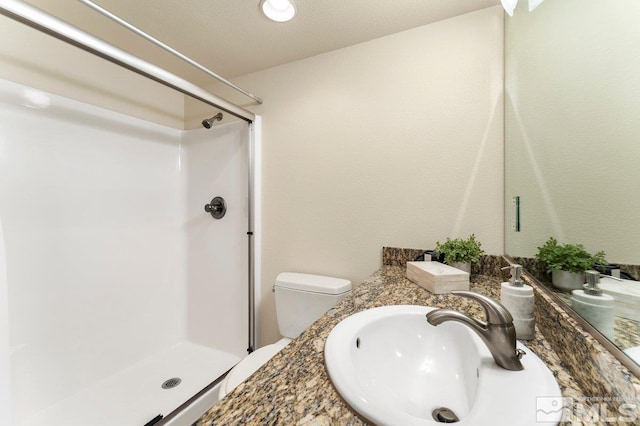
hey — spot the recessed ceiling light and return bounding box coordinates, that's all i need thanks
[260,0,296,23]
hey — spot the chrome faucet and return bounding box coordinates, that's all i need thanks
[426,290,525,371]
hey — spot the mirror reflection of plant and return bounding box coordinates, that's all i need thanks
[435,234,485,265]
[535,237,606,273]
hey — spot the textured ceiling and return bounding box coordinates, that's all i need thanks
[21,0,500,85]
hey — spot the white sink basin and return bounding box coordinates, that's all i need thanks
[324,305,562,426]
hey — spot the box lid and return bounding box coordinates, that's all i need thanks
[407,261,470,282]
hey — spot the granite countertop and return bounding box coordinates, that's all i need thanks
[196,266,585,425]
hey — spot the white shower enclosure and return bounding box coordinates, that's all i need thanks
[0,79,261,425]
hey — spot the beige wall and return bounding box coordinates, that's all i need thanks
[0,14,184,128]
[187,6,505,345]
[504,0,640,264]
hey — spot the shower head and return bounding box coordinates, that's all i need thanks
[202,112,223,128]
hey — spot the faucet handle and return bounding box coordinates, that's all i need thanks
[451,290,513,325]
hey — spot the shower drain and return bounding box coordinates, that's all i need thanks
[161,377,182,389]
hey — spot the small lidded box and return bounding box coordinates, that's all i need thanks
[406,261,470,294]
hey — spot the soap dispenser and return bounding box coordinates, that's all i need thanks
[500,264,535,340]
[571,270,615,340]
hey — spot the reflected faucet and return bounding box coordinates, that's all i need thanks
[426,291,525,371]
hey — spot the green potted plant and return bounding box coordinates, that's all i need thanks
[435,234,485,273]
[535,237,606,291]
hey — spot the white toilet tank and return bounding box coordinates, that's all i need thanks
[275,272,352,338]
[218,272,352,401]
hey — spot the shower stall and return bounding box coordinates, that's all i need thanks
[0,2,262,425]
[0,79,262,425]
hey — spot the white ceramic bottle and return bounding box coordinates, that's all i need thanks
[571,270,615,340]
[500,264,535,340]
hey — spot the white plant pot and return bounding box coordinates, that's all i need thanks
[551,269,585,291]
[450,262,471,273]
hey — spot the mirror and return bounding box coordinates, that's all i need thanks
[504,0,640,365]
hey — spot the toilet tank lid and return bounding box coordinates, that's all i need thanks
[275,272,352,295]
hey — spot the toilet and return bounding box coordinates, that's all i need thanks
[218,272,352,400]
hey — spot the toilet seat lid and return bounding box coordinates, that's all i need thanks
[275,272,351,294]
[223,342,286,393]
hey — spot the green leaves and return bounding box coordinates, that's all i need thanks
[534,237,606,273]
[435,234,485,265]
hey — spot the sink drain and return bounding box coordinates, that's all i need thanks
[432,407,459,423]
[161,377,181,389]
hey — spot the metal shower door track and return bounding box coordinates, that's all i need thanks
[0,0,256,123]
[77,0,263,106]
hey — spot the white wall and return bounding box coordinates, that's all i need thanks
[181,123,249,355]
[0,12,184,129]
[504,0,640,263]
[0,219,10,426]
[0,79,184,423]
[186,6,505,344]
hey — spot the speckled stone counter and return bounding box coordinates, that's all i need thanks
[195,266,587,425]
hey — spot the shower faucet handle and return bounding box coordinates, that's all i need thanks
[204,196,227,219]
[204,203,220,212]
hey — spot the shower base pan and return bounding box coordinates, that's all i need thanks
[19,342,240,426]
